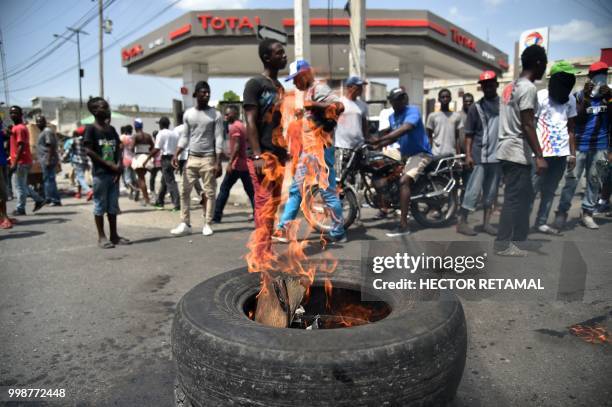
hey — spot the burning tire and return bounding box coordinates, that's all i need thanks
[172,261,467,407]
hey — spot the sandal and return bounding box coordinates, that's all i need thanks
[98,238,115,249]
[111,236,131,245]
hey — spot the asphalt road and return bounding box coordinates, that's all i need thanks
[1,177,611,407]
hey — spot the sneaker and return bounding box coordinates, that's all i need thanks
[202,223,214,236]
[171,222,192,236]
[153,203,164,210]
[171,207,180,213]
[374,210,388,220]
[580,212,599,229]
[386,225,411,237]
[552,211,567,231]
[272,228,289,243]
[327,234,348,244]
[496,242,528,257]
[536,224,560,235]
[456,222,477,236]
[594,201,610,215]
[11,209,26,216]
[86,190,94,202]
[33,201,46,212]
[0,219,12,229]
[50,202,62,207]
[482,224,498,236]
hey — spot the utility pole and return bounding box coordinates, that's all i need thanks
[99,0,104,98]
[0,27,10,106]
[293,0,310,108]
[348,0,366,79]
[62,28,89,121]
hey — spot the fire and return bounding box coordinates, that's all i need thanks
[244,83,341,311]
[569,324,610,344]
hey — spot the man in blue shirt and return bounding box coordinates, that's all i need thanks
[371,87,432,237]
[554,61,610,230]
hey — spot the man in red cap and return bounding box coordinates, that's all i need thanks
[554,61,610,230]
[456,71,502,236]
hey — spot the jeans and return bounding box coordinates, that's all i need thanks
[557,149,607,215]
[278,148,345,238]
[532,156,566,226]
[74,163,91,194]
[213,169,254,221]
[156,156,180,209]
[122,166,137,190]
[41,164,61,204]
[92,173,120,216]
[496,161,534,246]
[461,163,501,212]
[12,164,44,212]
[149,166,160,193]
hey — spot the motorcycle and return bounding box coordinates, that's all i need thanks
[307,145,465,233]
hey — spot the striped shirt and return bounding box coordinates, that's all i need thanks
[574,90,609,152]
[71,136,89,165]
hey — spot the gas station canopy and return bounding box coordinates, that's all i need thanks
[121,9,509,107]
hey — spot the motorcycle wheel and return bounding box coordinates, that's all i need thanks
[306,186,359,234]
[411,175,457,228]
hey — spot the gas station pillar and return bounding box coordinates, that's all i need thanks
[182,63,209,109]
[399,62,424,108]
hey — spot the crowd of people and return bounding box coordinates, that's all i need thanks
[0,40,610,257]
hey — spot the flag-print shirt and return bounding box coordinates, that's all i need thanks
[535,89,577,157]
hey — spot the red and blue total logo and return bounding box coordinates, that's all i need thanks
[524,31,544,48]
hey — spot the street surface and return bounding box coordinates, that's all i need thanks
[1,174,611,406]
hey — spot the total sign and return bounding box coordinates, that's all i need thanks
[519,27,549,52]
[197,14,262,31]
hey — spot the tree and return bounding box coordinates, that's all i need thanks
[222,90,240,102]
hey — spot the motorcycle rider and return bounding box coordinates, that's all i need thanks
[370,88,433,237]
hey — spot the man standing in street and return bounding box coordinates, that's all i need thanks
[370,87,432,237]
[213,105,254,223]
[243,38,288,268]
[145,116,180,211]
[554,61,610,230]
[456,71,502,236]
[273,59,346,243]
[83,97,130,249]
[426,89,462,156]
[459,93,474,155]
[171,81,223,237]
[9,106,46,216]
[36,115,61,206]
[532,61,578,234]
[335,76,369,174]
[0,119,11,228]
[495,44,548,256]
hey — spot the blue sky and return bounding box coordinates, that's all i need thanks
[2,0,611,108]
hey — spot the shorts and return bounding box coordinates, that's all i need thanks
[93,173,120,216]
[0,165,7,201]
[403,153,432,181]
[131,154,153,170]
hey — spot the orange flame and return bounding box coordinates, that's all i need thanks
[569,324,610,344]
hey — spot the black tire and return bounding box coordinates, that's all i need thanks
[172,261,467,407]
[306,186,359,234]
[411,176,458,228]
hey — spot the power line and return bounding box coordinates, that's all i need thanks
[11,0,183,94]
[3,0,116,79]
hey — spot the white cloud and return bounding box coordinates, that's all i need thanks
[550,19,612,44]
[173,0,248,10]
[447,6,474,23]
